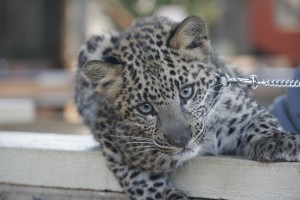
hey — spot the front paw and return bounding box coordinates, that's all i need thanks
[250,134,299,162]
[164,187,189,200]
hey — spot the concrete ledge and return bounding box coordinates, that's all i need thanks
[1,132,300,200]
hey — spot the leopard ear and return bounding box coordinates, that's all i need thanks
[83,60,122,100]
[168,16,210,60]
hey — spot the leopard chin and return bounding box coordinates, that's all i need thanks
[170,145,202,163]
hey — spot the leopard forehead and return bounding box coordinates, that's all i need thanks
[110,18,211,104]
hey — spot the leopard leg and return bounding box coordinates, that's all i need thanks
[108,161,189,200]
[240,111,300,162]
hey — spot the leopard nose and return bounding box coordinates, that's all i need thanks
[166,134,190,148]
[165,125,192,148]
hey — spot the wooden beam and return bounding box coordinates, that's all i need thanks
[1,132,300,200]
[0,184,127,200]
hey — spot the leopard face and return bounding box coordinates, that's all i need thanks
[83,16,220,172]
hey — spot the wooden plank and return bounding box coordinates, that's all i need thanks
[0,132,121,192]
[172,157,300,200]
[0,184,127,200]
[1,132,300,200]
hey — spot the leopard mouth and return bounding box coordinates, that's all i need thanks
[169,146,201,163]
[180,148,193,154]
[154,137,200,155]
[156,145,198,158]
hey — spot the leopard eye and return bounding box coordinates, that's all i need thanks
[136,102,155,115]
[179,84,194,100]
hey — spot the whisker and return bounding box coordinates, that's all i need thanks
[203,87,228,122]
[107,140,153,148]
[105,134,153,141]
[190,133,204,145]
[121,141,154,145]
[153,151,161,158]
[206,88,225,92]
[155,152,166,165]
[154,143,179,151]
[128,148,156,159]
[116,122,143,129]
[127,145,155,150]
[156,147,179,152]
[204,90,223,115]
[207,83,224,90]
[104,140,153,151]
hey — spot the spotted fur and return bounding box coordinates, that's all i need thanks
[75,16,299,200]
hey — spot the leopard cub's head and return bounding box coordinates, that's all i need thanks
[83,16,219,171]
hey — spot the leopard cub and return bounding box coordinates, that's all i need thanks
[75,16,300,200]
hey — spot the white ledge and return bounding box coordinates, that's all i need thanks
[1,131,300,200]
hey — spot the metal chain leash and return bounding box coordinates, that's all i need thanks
[215,72,300,90]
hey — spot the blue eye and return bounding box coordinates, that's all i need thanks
[179,85,194,100]
[136,103,155,115]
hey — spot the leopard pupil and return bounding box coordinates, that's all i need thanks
[140,103,152,113]
[144,104,150,111]
[180,87,192,98]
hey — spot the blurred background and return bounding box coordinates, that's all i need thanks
[0,0,299,134]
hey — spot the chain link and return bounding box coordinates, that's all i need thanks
[215,72,300,90]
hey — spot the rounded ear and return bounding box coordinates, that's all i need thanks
[83,60,123,100]
[167,16,210,60]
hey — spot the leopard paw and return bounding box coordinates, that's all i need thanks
[251,134,299,162]
[164,187,189,200]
